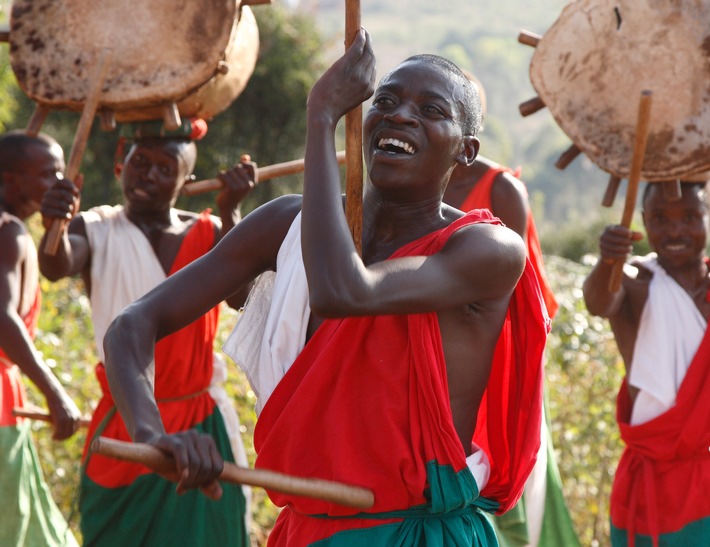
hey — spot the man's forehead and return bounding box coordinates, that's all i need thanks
[645,183,707,207]
[380,59,459,91]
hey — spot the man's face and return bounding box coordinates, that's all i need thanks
[8,142,65,219]
[363,59,476,199]
[121,141,190,214]
[642,184,709,269]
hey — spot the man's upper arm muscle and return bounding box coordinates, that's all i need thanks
[312,223,526,317]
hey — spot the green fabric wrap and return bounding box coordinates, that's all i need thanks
[308,460,499,546]
[0,421,78,547]
[611,516,710,546]
[79,410,247,547]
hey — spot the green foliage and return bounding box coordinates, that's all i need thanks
[543,255,625,547]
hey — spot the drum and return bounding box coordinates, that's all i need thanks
[525,0,710,181]
[9,0,259,122]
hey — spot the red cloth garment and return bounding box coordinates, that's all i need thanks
[0,286,39,427]
[82,211,220,486]
[611,325,710,546]
[460,163,558,319]
[254,210,548,545]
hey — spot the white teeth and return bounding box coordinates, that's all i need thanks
[378,137,415,155]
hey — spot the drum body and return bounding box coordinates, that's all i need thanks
[529,0,710,181]
[9,0,259,121]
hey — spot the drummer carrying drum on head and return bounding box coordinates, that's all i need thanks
[39,119,255,547]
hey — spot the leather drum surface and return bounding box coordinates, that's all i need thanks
[529,0,710,181]
[9,0,237,113]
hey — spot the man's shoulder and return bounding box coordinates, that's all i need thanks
[81,204,122,223]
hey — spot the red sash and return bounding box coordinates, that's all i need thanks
[460,164,558,319]
[254,210,548,543]
[611,324,710,544]
[83,211,221,487]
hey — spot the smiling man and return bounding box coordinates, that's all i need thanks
[38,121,255,547]
[100,30,549,546]
[583,180,710,546]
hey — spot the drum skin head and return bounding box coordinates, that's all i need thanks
[9,0,236,113]
[114,5,260,122]
[529,0,710,181]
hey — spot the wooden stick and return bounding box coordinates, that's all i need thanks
[43,49,111,256]
[181,151,347,197]
[13,407,91,428]
[345,0,363,255]
[608,90,653,292]
[91,437,375,509]
[25,104,51,137]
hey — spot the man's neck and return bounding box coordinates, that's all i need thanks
[361,191,449,263]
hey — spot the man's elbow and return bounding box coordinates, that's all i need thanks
[308,283,361,318]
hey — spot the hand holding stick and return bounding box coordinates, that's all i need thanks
[43,49,111,256]
[91,436,375,509]
[13,406,91,428]
[181,151,347,197]
[608,90,653,292]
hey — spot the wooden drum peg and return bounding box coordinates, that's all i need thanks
[555,143,582,170]
[518,30,542,48]
[519,96,546,117]
[601,174,622,207]
[99,110,116,132]
[660,180,682,201]
[162,102,181,131]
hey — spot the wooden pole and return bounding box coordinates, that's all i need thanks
[345,0,363,255]
[608,90,653,292]
[43,49,111,256]
[91,437,375,509]
[13,407,91,428]
[181,151,347,197]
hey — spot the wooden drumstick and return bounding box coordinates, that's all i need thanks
[43,49,111,256]
[91,437,375,510]
[608,90,653,292]
[181,151,347,197]
[13,407,91,428]
[345,0,363,255]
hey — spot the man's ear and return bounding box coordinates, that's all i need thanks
[456,136,479,167]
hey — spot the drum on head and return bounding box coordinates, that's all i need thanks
[9,0,259,122]
[526,0,710,181]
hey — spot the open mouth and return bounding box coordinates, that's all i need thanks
[663,241,689,253]
[377,137,415,155]
[131,187,152,200]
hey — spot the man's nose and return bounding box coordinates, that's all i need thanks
[383,104,419,126]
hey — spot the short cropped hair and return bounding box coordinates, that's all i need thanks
[402,54,482,137]
[0,130,59,184]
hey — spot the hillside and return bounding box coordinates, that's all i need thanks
[304,0,616,233]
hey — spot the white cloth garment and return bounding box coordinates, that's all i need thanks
[223,212,311,415]
[82,205,250,477]
[629,254,707,425]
